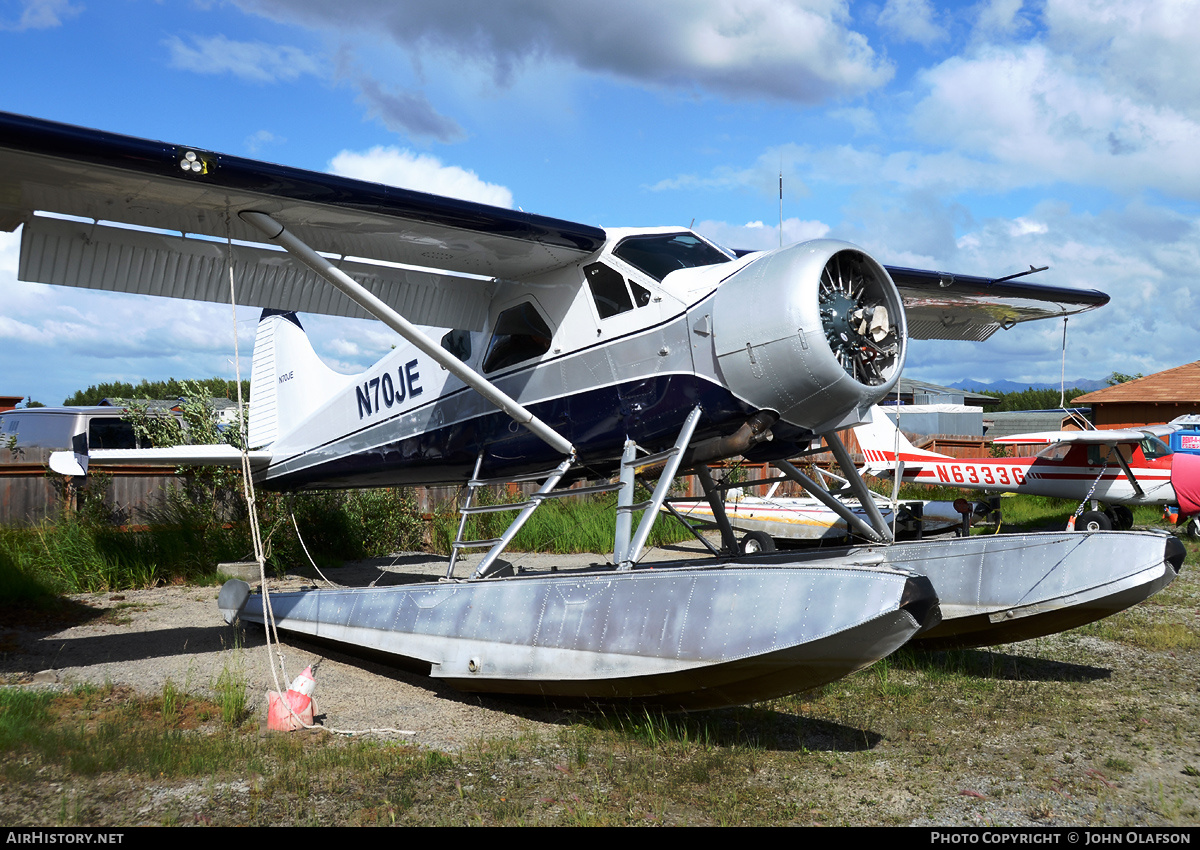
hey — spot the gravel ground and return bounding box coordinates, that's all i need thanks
[0,541,719,752]
[3,534,1199,826]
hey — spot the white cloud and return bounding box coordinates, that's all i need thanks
[355,77,465,143]
[1044,0,1200,120]
[236,0,893,103]
[328,338,361,358]
[829,106,879,136]
[329,146,513,207]
[695,217,831,251]
[0,0,81,31]
[909,44,1200,199]
[902,201,1200,385]
[972,0,1028,39]
[0,230,18,275]
[244,129,283,154]
[165,34,321,83]
[877,0,946,46]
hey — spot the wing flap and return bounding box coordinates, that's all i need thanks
[20,215,493,329]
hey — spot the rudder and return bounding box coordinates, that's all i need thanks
[248,310,351,448]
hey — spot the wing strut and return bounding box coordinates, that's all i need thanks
[773,458,892,544]
[239,211,575,458]
[1111,450,1145,499]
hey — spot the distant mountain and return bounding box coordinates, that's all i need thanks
[946,378,1110,394]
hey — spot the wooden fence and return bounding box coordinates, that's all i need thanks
[1,429,1007,527]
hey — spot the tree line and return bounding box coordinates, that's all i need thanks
[975,387,1090,411]
[63,378,250,407]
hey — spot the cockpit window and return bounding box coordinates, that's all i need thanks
[1035,442,1072,461]
[612,233,733,282]
[1140,436,1172,460]
[482,302,553,373]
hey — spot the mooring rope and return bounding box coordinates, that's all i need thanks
[223,225,413,737]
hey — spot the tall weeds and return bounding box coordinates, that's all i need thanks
[0,484,427,594]
[427,487,692,556]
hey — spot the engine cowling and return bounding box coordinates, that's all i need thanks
[712,239,906,433]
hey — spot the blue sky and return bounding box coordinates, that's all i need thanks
[2,0,1198,406]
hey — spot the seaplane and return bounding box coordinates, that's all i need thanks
[0,111,1184,707]
[855,405,1200,533]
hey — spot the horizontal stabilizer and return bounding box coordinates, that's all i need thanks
[49,445,271,477]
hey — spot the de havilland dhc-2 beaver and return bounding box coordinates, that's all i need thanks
[0,112,1184,708]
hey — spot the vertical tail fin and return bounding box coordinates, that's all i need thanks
[854,405,951,472]
[248,310,351,448]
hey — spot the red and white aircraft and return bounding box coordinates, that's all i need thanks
[855,407,1200,531]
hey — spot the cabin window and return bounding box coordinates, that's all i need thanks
[88,418,137,450]
[585,263,634,319]
[440,329,472,362]
[1087,443,1133,466]
[482,302,553,373]
[612,233,733,282]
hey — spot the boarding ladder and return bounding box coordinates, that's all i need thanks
[447,406,704,578]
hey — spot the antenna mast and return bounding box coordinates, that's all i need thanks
[778,166,783,248]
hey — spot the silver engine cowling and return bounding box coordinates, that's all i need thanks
[713,239,906,433]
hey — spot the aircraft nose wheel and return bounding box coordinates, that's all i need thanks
[740,531,776,555]
[1185,516,1200,540]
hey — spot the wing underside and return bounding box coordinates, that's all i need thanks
[887,267,1109,342]
[0,111,606,327]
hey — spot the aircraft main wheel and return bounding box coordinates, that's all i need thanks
[1186,516,1200,540]
[1107,506,1134,530]
[1078,510,1112,532]
[740,531,776,555]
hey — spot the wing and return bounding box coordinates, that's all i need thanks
[0,111,606,331]
[2,111,1108,341]
[992,429,1151,446]
[886,266,1109,341]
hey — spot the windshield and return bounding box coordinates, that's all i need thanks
[1140,436,1172,460]
[612,233,733,282]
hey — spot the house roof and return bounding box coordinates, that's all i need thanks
[893,378,998,407]
[1072,361,1200,405]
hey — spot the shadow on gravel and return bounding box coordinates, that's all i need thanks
[6,623,243,672]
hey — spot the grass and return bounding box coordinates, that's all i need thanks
[0,482,689,596]
[3,496,1198,825]
[4,617,1192,828]
[428,488,693,556]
